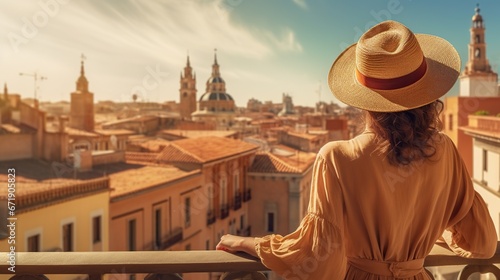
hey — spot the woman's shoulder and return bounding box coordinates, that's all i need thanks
[318,131,377,160]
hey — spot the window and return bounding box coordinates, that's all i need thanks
[128,219,136,251]
[267,212,275,232]
[240,214,245,229]
[184,197,191,228]
[482,150,488,174]
[475,48,481,58]
[234,173,240,194]
[62,223,73,252]
[27,234,40,252]
[475,34,481,43]
[208,185,214,210]
[92,216,101,244]
[220,178,227,205]
[154,209,162,248]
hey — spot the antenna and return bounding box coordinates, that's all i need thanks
[19,71,47,106]
[316,80,322,103]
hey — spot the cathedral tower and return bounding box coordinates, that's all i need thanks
[459,4,499,97]
[70,55,95,131]
[179,55,197,119]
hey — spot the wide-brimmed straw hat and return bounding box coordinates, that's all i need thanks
[328,20,461,112]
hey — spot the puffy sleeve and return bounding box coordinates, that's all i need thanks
[442,192,497,258]
[255,151,347,280]
[442,143,497,259]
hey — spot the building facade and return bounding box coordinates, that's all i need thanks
[461,115,500,239]
[0,160,110,280]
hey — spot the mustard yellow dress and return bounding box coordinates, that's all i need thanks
[255,132,497,280]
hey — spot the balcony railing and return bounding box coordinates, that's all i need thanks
[233,193,242,210]
[207,209,216,226]
[243,188,251,202]
[220,203,229,220]
[147,227,183,251]
[0,242,498,280]
[236,225,251,237]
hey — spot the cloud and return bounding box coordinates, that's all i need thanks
[292,0,308,10]
[267,29,303,52]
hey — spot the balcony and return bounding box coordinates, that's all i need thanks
[0,242,498,279]
[207,209,216,226]
[243,188,251,202]
[220,203,229,220]
[147,227,183,251]
[236,225,251,237]
[233,193,242,210]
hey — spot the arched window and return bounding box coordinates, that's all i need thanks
[475,35,481,43]
[475,48,481,58]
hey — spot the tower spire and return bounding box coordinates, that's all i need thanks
[76,53,89,93]
[212,48,220,77]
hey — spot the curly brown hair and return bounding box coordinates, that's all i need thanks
[367,100,444,165]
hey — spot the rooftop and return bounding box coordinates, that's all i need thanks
[158,136,259,164]
[0,159,110,212]
[159,129,238,139]
[66,127,99,137]
[95,128,135,136]
[249,147,316,174]
[461,115,500,141]
[108,163,200,200]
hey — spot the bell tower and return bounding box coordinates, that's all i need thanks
[70,54,95,131]
[460,4,498,97]
[179,55,197,119]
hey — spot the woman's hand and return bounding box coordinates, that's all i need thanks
[216,234,258,257]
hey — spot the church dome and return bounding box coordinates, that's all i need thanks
[199,91,234,102]
[208,76,225,84]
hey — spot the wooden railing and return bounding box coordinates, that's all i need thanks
[0,242,498,280]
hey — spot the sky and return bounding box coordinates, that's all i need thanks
[1,0,499,108]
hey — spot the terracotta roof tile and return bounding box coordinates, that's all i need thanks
[249,149,316,174]
[125,152,160,163]
[159,129,238,139]
[156,144,203,164]
[109,165,200,199]
[159,136,258,164]
[0,159,109,213]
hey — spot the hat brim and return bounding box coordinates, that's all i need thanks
[328,34,461,112]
